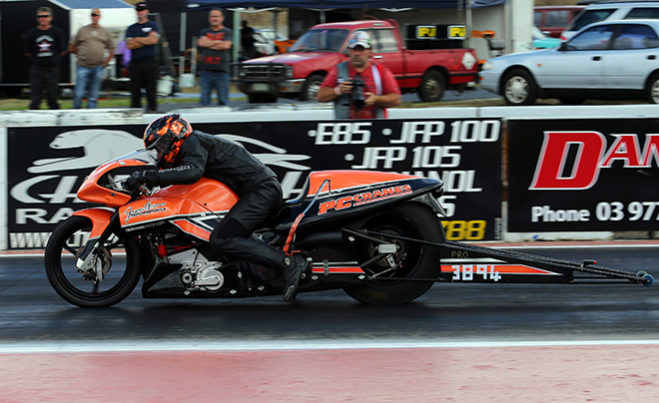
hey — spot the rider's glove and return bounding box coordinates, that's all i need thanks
[125,169,159,190]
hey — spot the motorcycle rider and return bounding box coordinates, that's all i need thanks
[127,114,308,302]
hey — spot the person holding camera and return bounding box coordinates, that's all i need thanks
[317,31,401,119]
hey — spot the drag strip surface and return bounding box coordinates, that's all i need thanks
[1,246,658,343]
[1,245,658,400]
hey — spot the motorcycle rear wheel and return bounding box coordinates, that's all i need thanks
[45,216,141,307]
[344,203,443,304]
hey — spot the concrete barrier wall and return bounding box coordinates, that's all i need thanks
[1,105,658,249]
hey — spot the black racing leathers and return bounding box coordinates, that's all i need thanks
[150,130,287,270]
[152,130,277,194]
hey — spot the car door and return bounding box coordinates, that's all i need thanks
[364,28,404,84]
[535,24,615,89]
[603,24,659,90]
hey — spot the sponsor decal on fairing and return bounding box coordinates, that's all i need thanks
[124,201,167,224]
[318,184,413,214]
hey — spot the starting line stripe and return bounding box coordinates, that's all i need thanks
[2,339,659,354]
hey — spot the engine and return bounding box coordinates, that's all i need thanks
[167,248,225,292]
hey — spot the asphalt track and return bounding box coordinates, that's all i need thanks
[1,244,658,401]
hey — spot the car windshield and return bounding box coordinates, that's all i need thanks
[568,9,615,32]
[288,29,349,52]
[111,149,158,166]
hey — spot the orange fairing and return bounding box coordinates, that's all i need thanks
[119,178,238,228]
[305,171,417,196]
[72,208,113,238]
[78,158,151,207]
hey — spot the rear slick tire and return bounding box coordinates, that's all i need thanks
[344,203,444,305]
[45,216,141,307]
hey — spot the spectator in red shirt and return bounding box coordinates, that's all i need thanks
[317,31,401,119]
[197,8,232,106]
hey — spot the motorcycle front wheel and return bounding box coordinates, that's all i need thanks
[45,215,142,307]
[344,203,444,305]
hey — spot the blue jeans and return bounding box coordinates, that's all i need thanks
[74,65,104,109]
[200,70,230,106]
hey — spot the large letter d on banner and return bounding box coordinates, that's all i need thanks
[529,131,606,190]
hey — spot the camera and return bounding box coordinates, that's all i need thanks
[351,74,365,109]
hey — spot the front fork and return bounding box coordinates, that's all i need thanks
[76,212,120,282]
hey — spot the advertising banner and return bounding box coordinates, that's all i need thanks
[6,118,502,249]
[508,118,659,232]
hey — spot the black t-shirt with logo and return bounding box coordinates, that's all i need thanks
[24,26,67,67]
[125,21,160,60]
[198,27,232,72]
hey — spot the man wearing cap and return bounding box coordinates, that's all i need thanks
[317,31,401,119]
[69,8,115,109]
[125,2,160,112]
[24,6,67,110]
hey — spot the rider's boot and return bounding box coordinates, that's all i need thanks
[282,254,308,302]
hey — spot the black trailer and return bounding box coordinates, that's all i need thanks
[0,0,135,97]
[343,228,655,287]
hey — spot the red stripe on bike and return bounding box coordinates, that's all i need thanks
[171,219,211,241]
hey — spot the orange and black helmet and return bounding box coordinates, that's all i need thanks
[143,114,192,165]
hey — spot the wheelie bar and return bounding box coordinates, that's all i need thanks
[348,229,655,286]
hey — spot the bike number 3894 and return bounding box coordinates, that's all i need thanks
[451,264,502,282]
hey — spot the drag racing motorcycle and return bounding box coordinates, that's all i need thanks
[45,149,447,307]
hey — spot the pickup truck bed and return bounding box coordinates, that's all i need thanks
[235,19,479,104]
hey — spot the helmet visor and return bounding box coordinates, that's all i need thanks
[145,132,172,160]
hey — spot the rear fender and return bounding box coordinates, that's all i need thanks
[276,172,444,231]
[72,208,114,239]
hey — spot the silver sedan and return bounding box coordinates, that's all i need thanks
[480,19,659,105]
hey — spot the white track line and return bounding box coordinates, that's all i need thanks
[2,339,659,354]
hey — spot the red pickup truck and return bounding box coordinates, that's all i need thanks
[235,19,479,103]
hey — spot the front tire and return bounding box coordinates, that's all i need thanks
[44,216,141,307]
[344,203,444,305]
[502,68,536,105]
[300,73,325,101]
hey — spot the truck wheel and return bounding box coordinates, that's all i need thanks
[300,74,325,101]
[418,70,446,102]
[502,69,536,105]
[248,94,277,103]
